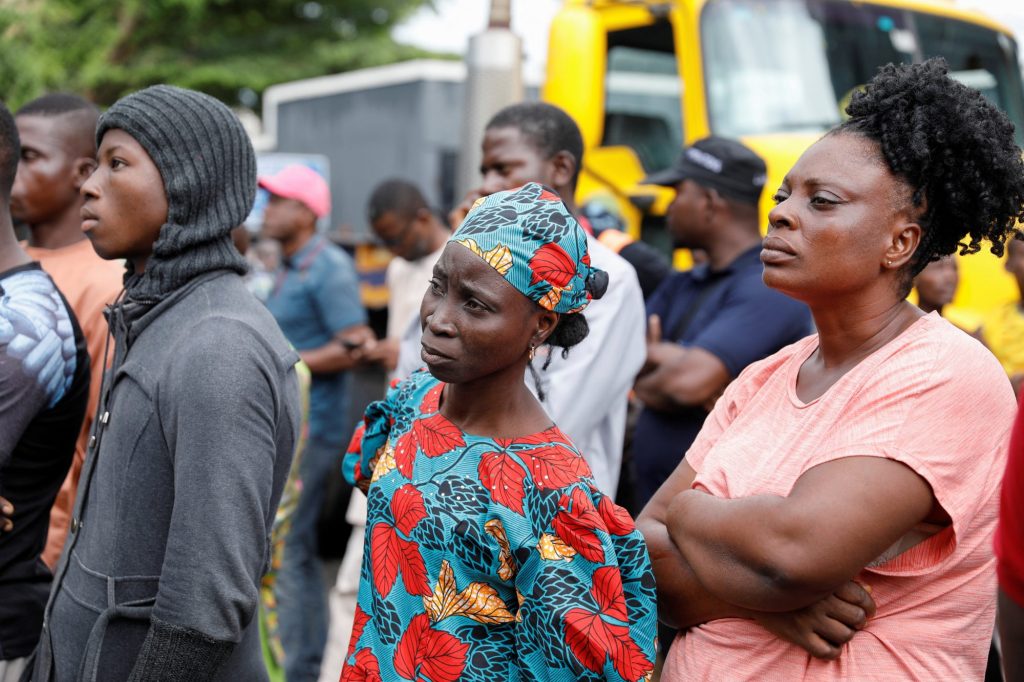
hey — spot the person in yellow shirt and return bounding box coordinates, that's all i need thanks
[980,238,1024,395]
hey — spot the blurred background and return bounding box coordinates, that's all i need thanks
[5,0,1024,316]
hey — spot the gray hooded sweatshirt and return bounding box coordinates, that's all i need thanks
[30,85,302,681]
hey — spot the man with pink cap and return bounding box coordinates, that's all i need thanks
[260,164,372,682]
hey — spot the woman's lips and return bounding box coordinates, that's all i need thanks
[761,236,797,264]
[420,342,453,364]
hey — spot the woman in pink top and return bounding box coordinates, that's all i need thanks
[638,58,1024,681]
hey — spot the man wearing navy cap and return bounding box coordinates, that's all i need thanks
[633,136,812,509]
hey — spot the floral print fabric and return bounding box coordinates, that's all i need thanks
[452,182,605,314]
[341,370,657,681]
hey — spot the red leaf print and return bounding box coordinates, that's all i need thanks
[516,425,573,448]
[598,495,636,536]
[392,484,427,535]
[370,523,401,596]
[420,382,444,413]
[414,414,465,457]
[517,445,592,490]
[478,451,527,515]
[346,606,370,659]
[552,507,605,563]
[394,430,418,478]
[392,613,469,682]
[341,648,382,682]
[591,566,628,622]
[397,537,432,596]
[564,609,610,673]
[529,243,575,287]
[419,627,470,682]
[564,609,653,681]
[347,422,366,455]
[393,613,430,680]
[539,188,561,202]
[603,620,654,681]
[564,488,607,529]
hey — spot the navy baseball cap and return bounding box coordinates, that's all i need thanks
[643,136,767,206]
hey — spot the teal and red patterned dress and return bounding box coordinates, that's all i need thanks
[340,370,658,681]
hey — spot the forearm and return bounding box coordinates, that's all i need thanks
[667,491,841,611]
[299,341,358,373]
[637,516,754,629]
[634,359,722,412]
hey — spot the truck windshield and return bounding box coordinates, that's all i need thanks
[701,0,1024,144]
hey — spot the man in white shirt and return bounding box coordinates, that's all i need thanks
[363,179,449,378]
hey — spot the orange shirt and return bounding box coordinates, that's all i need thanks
[665,313,1015,681]
[26,240,124,568]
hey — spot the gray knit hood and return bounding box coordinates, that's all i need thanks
[97,84,253,303]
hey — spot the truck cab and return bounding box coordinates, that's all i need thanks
[543,0,1024,315]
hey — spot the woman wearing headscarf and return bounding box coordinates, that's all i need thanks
[31,85,301,681]
[340,183,657,681]
[639,59,1024,680]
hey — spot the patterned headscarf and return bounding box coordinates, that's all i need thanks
[450,183,608,313]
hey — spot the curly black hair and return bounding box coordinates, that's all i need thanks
[836,58,1024,281]
[528,312,589,401]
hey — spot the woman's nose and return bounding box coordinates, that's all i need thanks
[425,299,456,337]
[768,201,794,232]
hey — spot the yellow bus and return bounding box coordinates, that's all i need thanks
[543,0,1024,316]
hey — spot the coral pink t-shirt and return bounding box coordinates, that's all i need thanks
[665,313,1015,681]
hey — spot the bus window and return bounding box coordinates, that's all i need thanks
[915,15,1024,145]
[701,0,1024,144]
[603,22,683,173]
[701,0,841,137]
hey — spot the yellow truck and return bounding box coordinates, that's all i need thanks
[542,0,1024,317]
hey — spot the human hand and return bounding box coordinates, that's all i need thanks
[448,188,484,231]
[360,337,400,371]
[754,581,876,660]
[337,326,378,361]
[0,496,13,533]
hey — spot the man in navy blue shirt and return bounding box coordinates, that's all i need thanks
[260,164,371,682]
[633,137,812,509]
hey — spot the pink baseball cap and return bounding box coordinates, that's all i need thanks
[258,164,331,218]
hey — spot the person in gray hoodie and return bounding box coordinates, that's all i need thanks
[29,85,301,682]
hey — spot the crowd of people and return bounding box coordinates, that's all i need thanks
[1,57,1024,682]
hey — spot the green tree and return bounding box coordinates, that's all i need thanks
[1,0,443,109]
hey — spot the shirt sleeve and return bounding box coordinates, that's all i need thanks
[343,373,413,486]
[312,250,367,335]
[0,354,48,469]
[511,482,658,681]
[997,402,1024,606]
[688,279,811,377]
[136,318,300,679]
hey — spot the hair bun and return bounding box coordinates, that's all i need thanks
[585,269,609,300]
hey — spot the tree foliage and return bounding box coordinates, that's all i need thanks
[1,0,443,109]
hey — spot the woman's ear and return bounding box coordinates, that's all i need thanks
[534,310,560,346]
[884,218,922,270]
